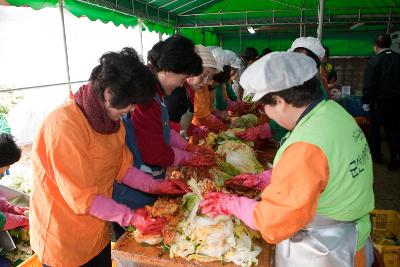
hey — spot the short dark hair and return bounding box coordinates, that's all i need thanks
[374,34,392,48]
[91,47,156,109]
[293,47,321,68]
[212,65,231,84]
[261,48,273,57]
[242,47,258,63]
[0,133,21,168]
[147,35,203,76]
[259,76,322,107]
[323,45,330,58]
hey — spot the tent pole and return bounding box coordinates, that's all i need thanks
[299,23,302,37]
[387,8,392,34]
[317,0,324,40]
[239,26,242,54]
[138,19,144,63]
[58,0,72,94]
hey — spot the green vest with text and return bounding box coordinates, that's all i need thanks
[273,100,374,250]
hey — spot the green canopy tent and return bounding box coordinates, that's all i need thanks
[3,0,400,56]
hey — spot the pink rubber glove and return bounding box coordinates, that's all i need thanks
[0,196,29,215]
[170,129,188,149]
[122,167,189,195]
[89,195,166,234]
[3,213,29,230]
[172,147,215,167]
[225,169,272,191]
[236,123,272,141]
[199,192,258,230]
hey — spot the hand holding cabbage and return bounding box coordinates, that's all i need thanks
[199,192,258,231]
[225,169,272,191]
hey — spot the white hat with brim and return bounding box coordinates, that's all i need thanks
[195,45,218,70]
[287,36,325,60]
[240,52,318,102]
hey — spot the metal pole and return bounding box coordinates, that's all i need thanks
[299,23,302,37]
[317,0,324,40]
[58,0,72,93]
[138,19,144,63]
[239,27,242,54]
[387,8,392,34]
[299,9,303,37]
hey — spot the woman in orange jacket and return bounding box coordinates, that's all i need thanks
[30,48,188,267]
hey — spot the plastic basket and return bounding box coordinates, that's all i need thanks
[17,255,41,267]
[343,95,368,117]
[371,210,400,267]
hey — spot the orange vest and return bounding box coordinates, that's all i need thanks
[30,101,132,266]
[193,85,213,123]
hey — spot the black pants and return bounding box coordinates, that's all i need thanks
[368,99,400,162]
[42,243,111,267]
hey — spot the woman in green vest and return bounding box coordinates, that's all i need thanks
[200,52,374,267]
[0,133,29,231]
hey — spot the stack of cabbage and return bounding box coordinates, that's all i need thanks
[216,140,263,174]
[169,179,261,267]
[230,114,258,129]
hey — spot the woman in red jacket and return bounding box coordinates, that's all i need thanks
[112,36,216,239]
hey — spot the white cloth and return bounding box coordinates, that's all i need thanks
[239,52,317,101]
[209,47,226,72]
[288,37,326,60]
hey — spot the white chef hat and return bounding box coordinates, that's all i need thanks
[239,52,317,102]
[223,50,241,69]
[209,47,225,72]
[288,37,326,60]
[231,57,242,69]
[195,45,218,70]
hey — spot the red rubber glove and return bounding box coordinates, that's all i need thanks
[130,208,167,235]
[207,114,228,132]
[8,206,29,216]
[227,100,247,114]
[151,179,190,195]
[3,213,29,230]
[192,126,210,140]
[236,123,272,141]
[225,169,272,191]
[184,154,216,166]
[199,192,258,230]
[173,147,216,167]
[0,196,29,215]
[123,167,188,195]
[185,143,216,156]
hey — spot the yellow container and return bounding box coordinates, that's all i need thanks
[17,255,41,267]
[371,210,400,267]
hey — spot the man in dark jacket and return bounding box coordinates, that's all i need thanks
[362,34,400,170]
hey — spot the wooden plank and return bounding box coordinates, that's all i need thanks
[112,233,272,267]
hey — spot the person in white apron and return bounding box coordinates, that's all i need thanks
[200,52,374,267]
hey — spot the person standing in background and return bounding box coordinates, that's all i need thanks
[166,45,219,140]
[320,45,337,95]
[362,34,400,171]
[237,47,259,100]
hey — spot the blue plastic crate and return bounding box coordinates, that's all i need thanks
[343,96,369,117]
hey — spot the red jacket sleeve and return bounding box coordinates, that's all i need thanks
[132,99,175,167]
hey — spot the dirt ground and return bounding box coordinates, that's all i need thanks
[373,141,400,211]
